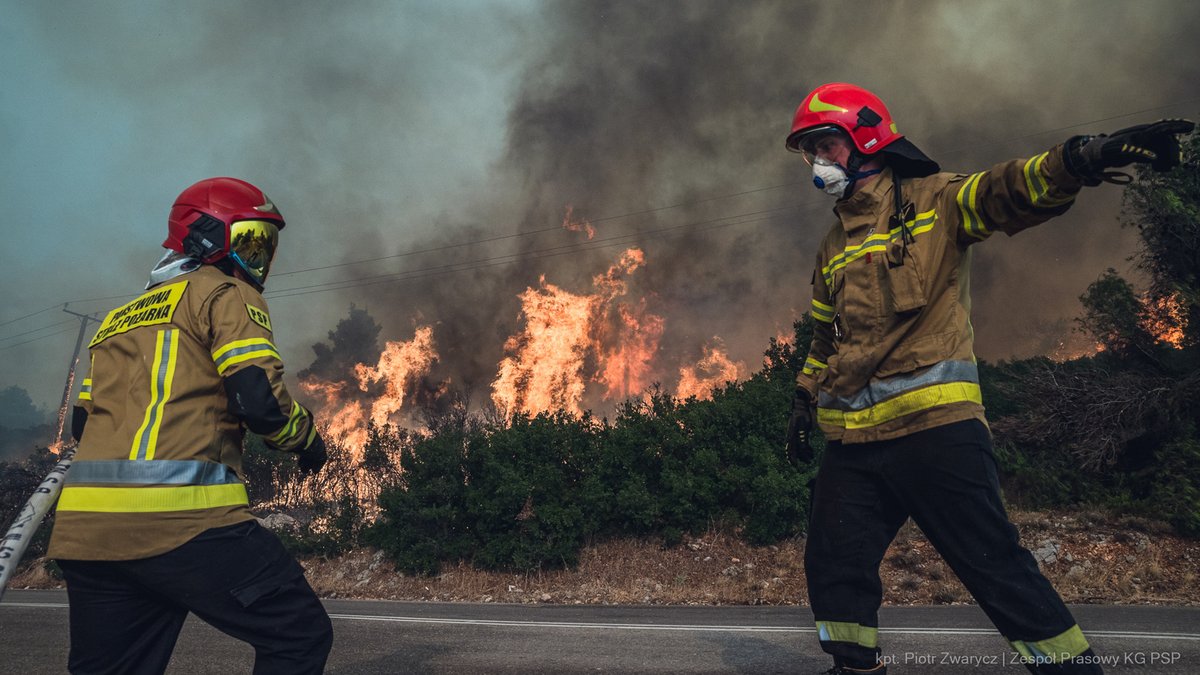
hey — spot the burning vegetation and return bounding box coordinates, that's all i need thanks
[302,246,744,444]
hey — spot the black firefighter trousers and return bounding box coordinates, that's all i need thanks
[805,419,1102,674]
[58,520,333,675]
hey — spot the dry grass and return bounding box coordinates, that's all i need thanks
[11,508,1200,607]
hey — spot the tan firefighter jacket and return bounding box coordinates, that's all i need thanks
[48,264,316,560]
[797,144,1083,444]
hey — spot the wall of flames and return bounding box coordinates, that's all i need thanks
[302,243,745,450]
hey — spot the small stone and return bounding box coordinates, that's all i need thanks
[540,593,552,602]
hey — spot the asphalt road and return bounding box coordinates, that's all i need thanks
[2,590,1197,673]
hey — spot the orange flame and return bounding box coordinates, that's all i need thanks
[301,325,438,454]
[1142,292,1187,348]
[300,378,369,450]
[677,338,744,400]
[493,277,597,418]
[594,299,665,401]
[492,247,663,418]
[355,325,438,428]
[562,204,595,239]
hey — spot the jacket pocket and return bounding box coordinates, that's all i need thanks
[876,329,955,378]
[884,237,927,315]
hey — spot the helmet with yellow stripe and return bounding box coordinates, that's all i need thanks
[786,83,939,178]
[165,177,285,289]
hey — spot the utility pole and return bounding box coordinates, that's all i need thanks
[55,306,100,446]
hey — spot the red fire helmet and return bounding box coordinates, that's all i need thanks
[785,82,902,155]
[164,177,286,287]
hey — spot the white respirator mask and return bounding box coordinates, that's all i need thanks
[811,157,851,197]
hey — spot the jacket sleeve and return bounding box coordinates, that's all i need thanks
[205,282,317,453]
[948,143,1084,247]
[796,250,837,400]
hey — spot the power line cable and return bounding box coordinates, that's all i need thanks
[0,305,57,329]
[0,325,78,352]
[0,319,75,344]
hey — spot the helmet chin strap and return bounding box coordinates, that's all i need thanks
[839,150,882,198]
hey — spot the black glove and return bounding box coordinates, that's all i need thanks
[785,389,814,467]
[1065,118,1195,186]
[296,432,328,476]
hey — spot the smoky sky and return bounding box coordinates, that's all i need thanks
[3,0,1199,425]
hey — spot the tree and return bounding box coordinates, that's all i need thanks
[298,305,382,384]
[1122,131,1200,347]
[0,386,47,429]
[1077,269,1161,366]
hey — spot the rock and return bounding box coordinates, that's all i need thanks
[540,593,552,602]
[258,513,298,531]
[1033,540,1060,565]
[721,565,741,577]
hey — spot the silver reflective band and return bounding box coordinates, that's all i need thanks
[212,342,274,371]
[817,360,979,412]
[66,459,241,485]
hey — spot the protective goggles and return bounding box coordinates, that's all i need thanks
[228,219,280,286]
[797,126,850,165]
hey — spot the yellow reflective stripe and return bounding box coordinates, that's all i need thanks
[57,483,249,513]
[1010,625,1090,662]
[211,338,281,375]
[268,401,308,444]
[816,621,878,648]
[304,422,318,448]
[1023,152,1075,208]
[129,329,179,461]
[811,298,835,323]
[1023,153,1050,204]
[802,356,828,375]
[817,382,982,429]
[957,172,990,240]
[821,210,937,285]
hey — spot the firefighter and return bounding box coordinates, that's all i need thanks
[783,82,1193,674]
[47,177,334,674]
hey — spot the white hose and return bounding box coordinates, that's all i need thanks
[0,448,75,602]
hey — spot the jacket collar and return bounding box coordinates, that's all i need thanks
[834,166,896,228]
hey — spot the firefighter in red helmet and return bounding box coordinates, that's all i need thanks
[784,83,1192,674]
[48,177,333,674]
